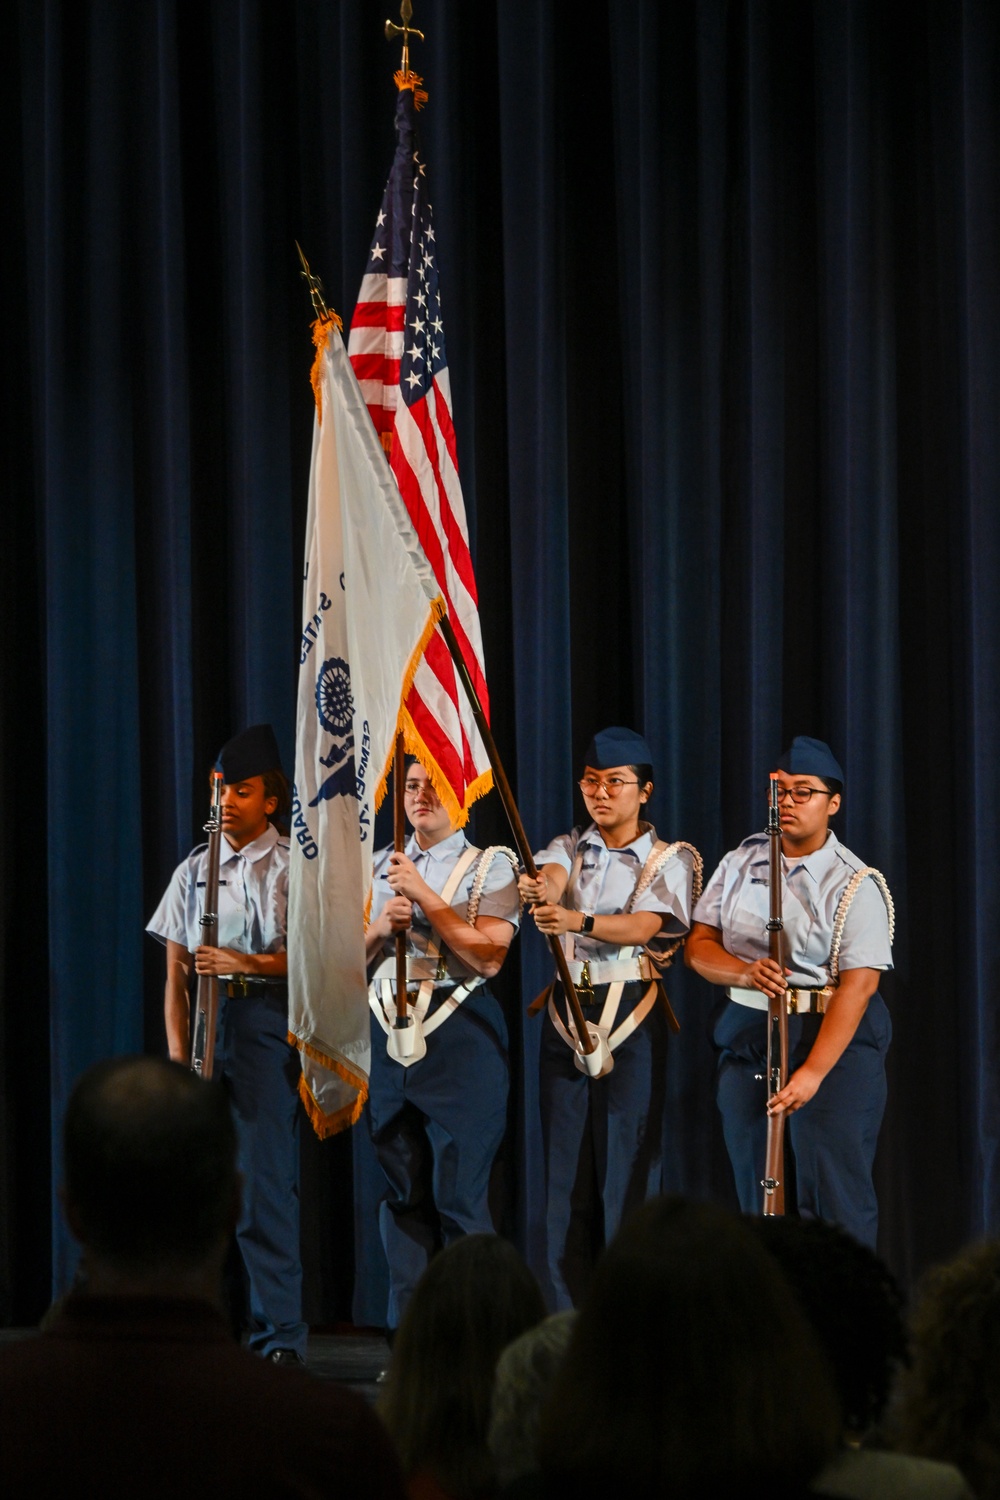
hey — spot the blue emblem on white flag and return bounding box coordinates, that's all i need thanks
[309,656,358,805]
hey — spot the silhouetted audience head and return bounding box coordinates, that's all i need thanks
[4,1057,409,1500]
[379,1234,546,1499]
[893,1238,1000,1499]
[63,1055,238,1273]
[535,1197,841,1500]
[488,1311,576,1490]
[748,1213,907,1437]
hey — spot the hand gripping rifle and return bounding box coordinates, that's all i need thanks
[191,772,224,1079]
[762,773,788,1215]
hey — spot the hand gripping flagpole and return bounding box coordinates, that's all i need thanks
[392,733,418,1055]
[435,615,601,1073]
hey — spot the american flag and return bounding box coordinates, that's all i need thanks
[348,78,491,824]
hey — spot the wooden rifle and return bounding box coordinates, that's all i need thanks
[762,772,788,1214]
[191,771,224,1079]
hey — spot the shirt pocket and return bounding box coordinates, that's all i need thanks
[725,885,771,955]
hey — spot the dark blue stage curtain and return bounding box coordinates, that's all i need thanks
[4,0,998,1321]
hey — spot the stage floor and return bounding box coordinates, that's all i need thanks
[0,1327,390,1402]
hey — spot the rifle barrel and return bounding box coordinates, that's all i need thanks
[762,774,788,1215]
[191,772,224,1080]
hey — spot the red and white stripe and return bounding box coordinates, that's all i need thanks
[349,272,490,816]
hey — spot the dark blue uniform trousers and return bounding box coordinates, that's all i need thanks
[214,986,306,1357]
[714,993,892,1248]
[540,982,667,1310]
[367,987,509,1330]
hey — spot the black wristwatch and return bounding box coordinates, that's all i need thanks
[579,912,595,935]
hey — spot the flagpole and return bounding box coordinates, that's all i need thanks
[296,242,331,322]
[435,615,600,1069]
[344,23,599,1071]
[393,733,413,1030]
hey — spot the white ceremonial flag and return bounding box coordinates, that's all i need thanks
[289,317,443,1135]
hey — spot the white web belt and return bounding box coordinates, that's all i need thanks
[728,985,833,1014]
[723,866,895,1019]
[564,955,658,986]
[371,956,454,984]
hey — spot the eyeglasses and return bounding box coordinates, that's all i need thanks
[774,785,835,804]
[403,781,438,798]
[578,776,641,797]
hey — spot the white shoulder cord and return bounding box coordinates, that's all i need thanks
[828,867,895,984]
[467,846,521,927]
[629,840,704,965]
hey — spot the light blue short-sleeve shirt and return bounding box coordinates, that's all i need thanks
[147,822,289,957]
[534,823,694,963]
[693,830,892,986]
[369,830,519,983]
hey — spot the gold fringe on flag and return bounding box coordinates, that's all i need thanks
[392,69,428,108]
[290,1032,369,1138]
[372,595,447,815]
[397,702,492,832]
[367,596,494,830]
[309,312,344,423]
[394,69,428,109]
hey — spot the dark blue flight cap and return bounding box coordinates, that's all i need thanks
[775,735,844,786]
[583,726,654,773]
[215,723,283,784]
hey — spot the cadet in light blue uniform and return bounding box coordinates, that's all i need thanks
[147,724,306,1363]
[519,727,699,1309]
[365,760,520,1330]
[686,736,894,1249]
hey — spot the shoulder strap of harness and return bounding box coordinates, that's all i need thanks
[419,846,515,972]
[828,867,895,984]
[385,843,480,982]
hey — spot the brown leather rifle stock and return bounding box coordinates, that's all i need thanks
[191,772,224,1079]
[762,772,788,1214]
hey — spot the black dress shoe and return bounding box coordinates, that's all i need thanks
[267,1348,306,1367]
